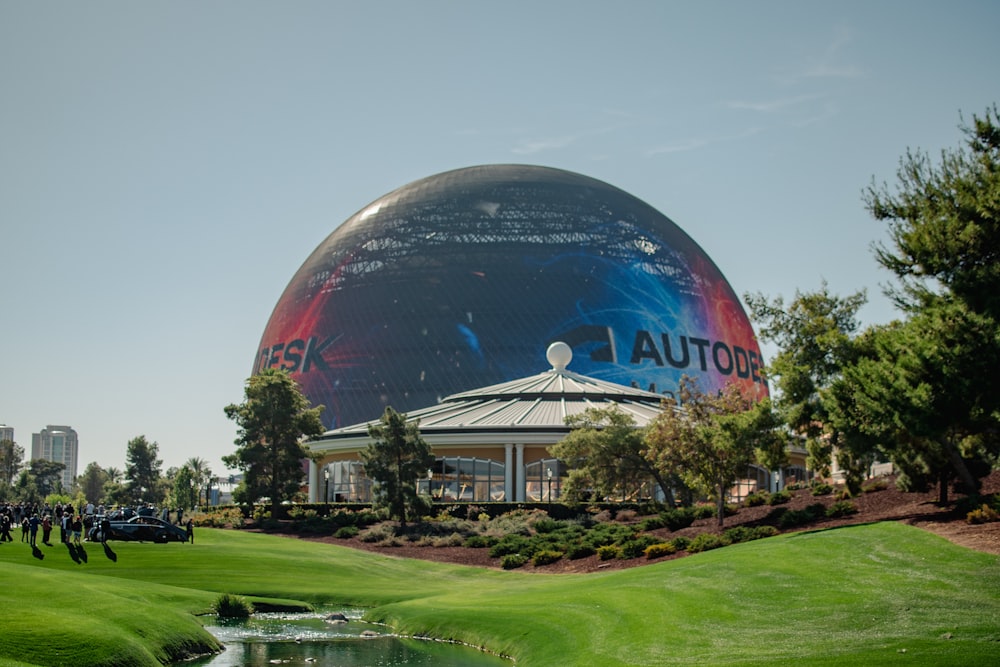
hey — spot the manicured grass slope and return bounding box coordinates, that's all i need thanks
[1,522,997,666]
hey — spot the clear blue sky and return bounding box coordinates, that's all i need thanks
[2,1,997,478]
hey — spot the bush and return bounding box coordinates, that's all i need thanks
[744,491,769,507]
[967,504,1000,524]
[597,545,622,560]
[687,533,730,553]
[638,515,666,531]
[778,509,814,529]
[213,593,252,619]
[722,526,755,544]
[532,517,561,534]
[669,536,691,552]
[862,478,890,493]
[644,542,676,560]
[500,553,528,569]
[359,523,396,543]
[826,501,858,518]
[333,525,359,539]
[463,534,497,548]
[489,534,532,558]
[616,509,637,522]
[751,525,779,539]
[619,535,660,559]
[662,508,696,531]
[768,490,792,505]
[810,483,833,496]
[532,550,564,566]
[566,543,596,560]
[433,533,466,547]
[692,504,715,520]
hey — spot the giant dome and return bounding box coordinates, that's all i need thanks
[256,164,767,429]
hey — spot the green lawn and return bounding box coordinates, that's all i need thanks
[1,522,997,666]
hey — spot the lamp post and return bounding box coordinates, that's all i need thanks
[324,467,330,503]
[546,467,553,504]
[427,468,434,500]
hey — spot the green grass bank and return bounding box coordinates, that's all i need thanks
[1,522,997,666]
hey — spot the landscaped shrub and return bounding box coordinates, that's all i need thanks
[597,544,622,560]
[644,542,677,560]
[768,490,792,505]
[751,525,779,539]
[619,534,660,559]
[778,509,814,529]
[722,526,755,544]
[616,509,637,522]
[638,515,666,531]
[433,532,465,547]
[810,483,833,496]
[333,525,359,539]
[692,504,715,520]
[532,550,564,566]
[826,500,858,518]
[669,536,691,552]
[500,553,528,569]
[744,491,770,507]
[967,503,1000,524]
[463,534,497,548]
[862,478,890,493]
[582,522,635,549]
[532,517,561,534]
[687,533,730,553]
[662,508,696,531]
[566,543,596,560]
[213,593,253,619]
[778,503,827,529]
[359,523,396,543]
[489,534,533,558]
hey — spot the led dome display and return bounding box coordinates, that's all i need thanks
[256,165,767,429]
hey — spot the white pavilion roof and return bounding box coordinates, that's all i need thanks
[308,342,672,452]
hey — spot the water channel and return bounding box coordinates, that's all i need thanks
[185,610,510,666]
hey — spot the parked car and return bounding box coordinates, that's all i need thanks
[90,515,188,543]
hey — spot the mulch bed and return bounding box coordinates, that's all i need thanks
[272,471,1000,573]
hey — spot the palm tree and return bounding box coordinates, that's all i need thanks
[185,457,212,506]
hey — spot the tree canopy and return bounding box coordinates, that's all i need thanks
[224,368,325,519]
[125,435,163,505]
[549,406,680,505]
[360,406,434,526]
[745,283,868,483]
[644,378,786,526]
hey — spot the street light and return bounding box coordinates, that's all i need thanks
[427,468,434,500]
[546,467,553,504]
[324,467,330,503]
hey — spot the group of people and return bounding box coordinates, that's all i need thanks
[0,501,87,547]
[0,501,194,547]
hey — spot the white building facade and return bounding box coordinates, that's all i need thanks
[31,425,78,490]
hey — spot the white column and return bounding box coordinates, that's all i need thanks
[504,444,514,502]
[515,444,525,503]
[308,459,319,503]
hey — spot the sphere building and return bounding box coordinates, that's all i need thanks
[256,164,767,431]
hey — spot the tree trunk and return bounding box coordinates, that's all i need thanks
[716,485,726,528]
[942,436,979,501]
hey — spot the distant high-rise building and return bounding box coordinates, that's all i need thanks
[0,424,13,443]
[31,425,78,490]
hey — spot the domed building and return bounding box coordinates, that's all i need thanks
[257,164,768,431]
[255,165,796,503]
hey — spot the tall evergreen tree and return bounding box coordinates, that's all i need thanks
[224,369,325,519]
[125,435,163,504]
[360,407,434,527]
